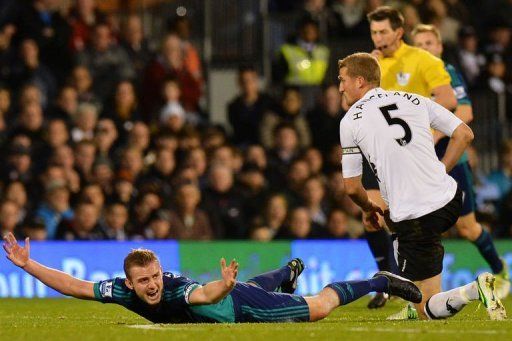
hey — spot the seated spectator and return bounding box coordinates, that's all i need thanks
[49,86,79,123]
[21,217,47,241]
[183,147,208,186]
[11,39,56,104]
[252,193,289,239]
[2,143,33,185]
[282,158,311,207]
[0,200,20,237]
[168,15,203,84]
[227,65,275,146]
[301,175,328,228]
[267,123,303,186]
[120,15,152,79]
[331,0,369,39]
[260,87,311,149]
[92,156,114,196]
[102,80,142,140]
[34,180,73,240]
[323,208,352,239]
[43,119,70,153]
[4,181,29,223]
[68,0,107,52]
[10,99,45,151]
[16,0,72,82]
[117,147,145,184]
[100,201,128,241]
[52,145,81,193]
[144,209,172,240]
[55,201,104,240]
[168,183,213,240]
[239,163,269,222]
[0,86,11,143]
[110,175,136,206]
[71,102,98,143]
[129,190,162,236]
[277,206,321,239]
[73,140,96,183]
[202,163,247,239]
[159,101,186,134]
[94,118,118,158]
[307,84,343,155]
[79,182,105,213]
[143,33,202,118]
[250,225,273,242]
[70,65,98,105]
[126,122,150,153]
[139,147,176,203]
[303,147,323,176]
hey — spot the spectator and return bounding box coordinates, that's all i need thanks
[129,191,162,236]
[283,157,311,207]
[10,100,45,151]
[168,183,213,240]
[117,147,144,184]
[49,85,78,123]
[184,147,208,186]
[324,208,351,239]
[100,201,128,241]
[331,0,369,39]
[55,200,104,240]
[21,217,47,241]
[76,23,135,101]
[34,180,73,239]
[79,182,105,213]
[326,170,361,219]
[71,102,98,143]
[73,140,96,183]
[92,156,114,196]
[278,206,319,239]
[94,118,118,158]
[139,148,176,203]
[2,143,33,185]
[260,87,311,149]
[16,0,72,82]
[202,163,247,239]
[126,122,150,153]
[120,15,152,79]
[168,15,203,84]
[68,0,107,52]
[227,65,275,146]
[144,209,172,240]
[143,33,202,119]
[267,124,303,186]
[70,65,98,104]
[0,200,20,237]
[239,163,269,222]
[301,175,328,228]
[253,193,289,239]
[273,17,329,109]
[102,80,142,140]
[159,101,186,134]
[0,86,11,142]
[52,144,81,193]
[303,147,323,176]
[11,39,57,103]
[307,84,342,155]
[456,26,485,88]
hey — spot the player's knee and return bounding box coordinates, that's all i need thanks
[456,219,481,241]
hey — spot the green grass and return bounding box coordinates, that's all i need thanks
[1,297,511,340]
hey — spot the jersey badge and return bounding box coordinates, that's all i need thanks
[396,72,411,86]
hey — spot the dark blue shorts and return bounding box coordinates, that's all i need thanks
[448,161,476,216]
[230,282,310,323]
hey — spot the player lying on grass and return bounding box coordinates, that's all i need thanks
[2,232,421,323]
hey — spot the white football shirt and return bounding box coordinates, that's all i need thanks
[339,87,463,222]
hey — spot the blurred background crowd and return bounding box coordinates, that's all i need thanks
[0,0,511,241]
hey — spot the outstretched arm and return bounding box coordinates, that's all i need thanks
[188,258,238,305]
[3,233,95,299]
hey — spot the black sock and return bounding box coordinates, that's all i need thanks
[247,266,291,291]
[365,230,398,273]
[473,229,503,274]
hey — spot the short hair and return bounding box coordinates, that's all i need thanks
[367,6,404,30]
[338,53,381,87]
[123,249,160,278]
[411,24,442,43]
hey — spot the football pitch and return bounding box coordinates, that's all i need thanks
[1,297,511,340]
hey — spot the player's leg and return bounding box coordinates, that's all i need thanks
[246,258,304,293]
[452,162,510,297]
[361,161,398,308]
[304,272,422,321]
[422,272,506,320]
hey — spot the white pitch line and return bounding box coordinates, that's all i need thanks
[346,327,507,335]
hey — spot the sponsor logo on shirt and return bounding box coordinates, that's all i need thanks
[99,280,113,298]
[396,72,411,86]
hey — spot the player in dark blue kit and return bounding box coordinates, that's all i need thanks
[3,232,422,323]
[412,24,510,300]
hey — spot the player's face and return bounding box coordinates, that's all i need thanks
[413,31,443,58]
[126,261,164,306]
[370,19,403,56]
[338,67,360,107]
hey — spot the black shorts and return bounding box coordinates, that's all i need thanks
[389,189,463,281]
[362,158,379,190]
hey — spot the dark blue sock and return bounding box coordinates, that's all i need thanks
[473,229,503,274]
[247,266,291,291]
[326,277,388,306]
[365,230,398,273]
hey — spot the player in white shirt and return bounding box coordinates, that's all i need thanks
[337,52,506,320]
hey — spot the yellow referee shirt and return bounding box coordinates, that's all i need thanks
[378,42,451,97]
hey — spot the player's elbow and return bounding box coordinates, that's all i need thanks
[454,123,474,146]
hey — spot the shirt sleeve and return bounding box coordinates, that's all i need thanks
[426,99,464,136]
[421,54,451,92]
[163,274,202,306]
[93,278,129,304]
[447,66,472,105]
[339,117,363,178]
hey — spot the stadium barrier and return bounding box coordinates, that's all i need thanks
[1,240,511,298]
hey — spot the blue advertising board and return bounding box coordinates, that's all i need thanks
[0,241,180,298]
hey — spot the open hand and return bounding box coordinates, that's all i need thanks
[3,232,30,268]
[220,258,238,290]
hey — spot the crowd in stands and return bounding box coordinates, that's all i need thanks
[0,0,511,241]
